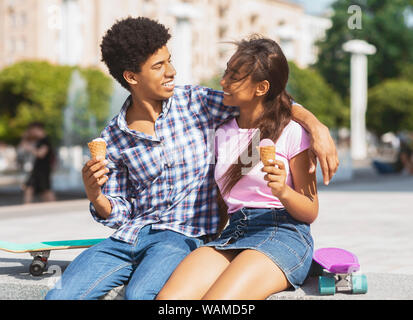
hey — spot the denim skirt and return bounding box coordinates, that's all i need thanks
[203,207,314,290]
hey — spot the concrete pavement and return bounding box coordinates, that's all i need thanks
[0,168,412,299]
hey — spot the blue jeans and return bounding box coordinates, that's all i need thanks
[45,224,204,300]
[372,160,398,174]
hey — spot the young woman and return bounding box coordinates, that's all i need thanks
[156,36,318,300]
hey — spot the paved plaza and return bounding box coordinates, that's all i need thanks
[0,166,412,299]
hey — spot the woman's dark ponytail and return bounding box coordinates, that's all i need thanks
[219,37,293,196]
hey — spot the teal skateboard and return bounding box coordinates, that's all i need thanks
[0,239,105,276]
[310,247,368,295]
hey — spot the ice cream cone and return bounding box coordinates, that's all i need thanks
[259,145,276,166]
[259,138,276,166]
[88,138,107,159]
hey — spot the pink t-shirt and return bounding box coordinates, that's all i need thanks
[214,118,311,214]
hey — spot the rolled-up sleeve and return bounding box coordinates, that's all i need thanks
[201,87,239,128]
[90,139,133,229]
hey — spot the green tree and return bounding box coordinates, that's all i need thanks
[315,0,413,98]
[367,79,413,135]
[287,62,347,129]
[200,74,222,91]
[0,61,72,145]
[0,61,112,145]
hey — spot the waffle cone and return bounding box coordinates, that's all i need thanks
[259,146,276,166]
[88,141,107,159]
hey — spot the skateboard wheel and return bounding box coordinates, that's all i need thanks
[319,276,335,295]
[352,274,368,294]
[30,257,46,277]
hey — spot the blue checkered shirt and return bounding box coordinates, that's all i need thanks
[90,85,239,244]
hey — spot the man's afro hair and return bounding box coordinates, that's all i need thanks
[100,17,171,90]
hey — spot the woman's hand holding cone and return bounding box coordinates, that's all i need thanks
[262,159,287,199]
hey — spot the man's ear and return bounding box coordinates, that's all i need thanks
[123,71,139,85]
[256,80,270,97]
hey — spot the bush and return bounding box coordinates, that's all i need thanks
[0,61,113,146]
[367,79,413,135]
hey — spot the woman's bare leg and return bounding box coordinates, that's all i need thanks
[202,249,290,300]
[156,247,239,300]
[41,190,56,202]
[23,186,34,204]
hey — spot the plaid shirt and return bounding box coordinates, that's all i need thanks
[90,85,239,244]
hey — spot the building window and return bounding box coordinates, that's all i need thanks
[8,38,16,53]
[10,12,18,27]
[218,5,228,18]
[280,38,295,60]
[218,25,227,39]
[20,12,27,26]
[250,14,258,26]
[17,37,26,52]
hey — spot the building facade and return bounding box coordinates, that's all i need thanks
[0,0,331,84]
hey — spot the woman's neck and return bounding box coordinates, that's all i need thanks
[237,102,265,129]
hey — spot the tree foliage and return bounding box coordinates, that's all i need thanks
[287,62,347,129]
[367,79,413,135]
[0,61,113,146]
[315,0,413,98]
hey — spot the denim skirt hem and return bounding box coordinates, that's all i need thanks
[202,207,314,290]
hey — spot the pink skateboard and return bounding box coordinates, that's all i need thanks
[311,248,368,295]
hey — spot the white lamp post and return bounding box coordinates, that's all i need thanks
[343,40,376,161]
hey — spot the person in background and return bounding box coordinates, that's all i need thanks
[19,122,56,204]
[372,139,413,175]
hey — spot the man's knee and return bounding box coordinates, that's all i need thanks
[45,286,79,300]
[124,286,158,300]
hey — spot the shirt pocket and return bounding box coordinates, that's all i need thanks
[120,144,164,190]
[172,125,210,173]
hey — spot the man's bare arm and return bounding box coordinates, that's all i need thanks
[291,103,339,185]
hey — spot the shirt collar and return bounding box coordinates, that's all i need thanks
[117,95,173,141]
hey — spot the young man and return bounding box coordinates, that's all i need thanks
[46,17,338,300]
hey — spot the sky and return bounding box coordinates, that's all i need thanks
[290,0,336,15]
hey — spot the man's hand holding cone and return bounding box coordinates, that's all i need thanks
[82,138,109,203]
[88,138,107,160]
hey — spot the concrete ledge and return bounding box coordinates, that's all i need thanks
[104,273,413,300]
[1,261,412,300]
[268,273,413,300]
